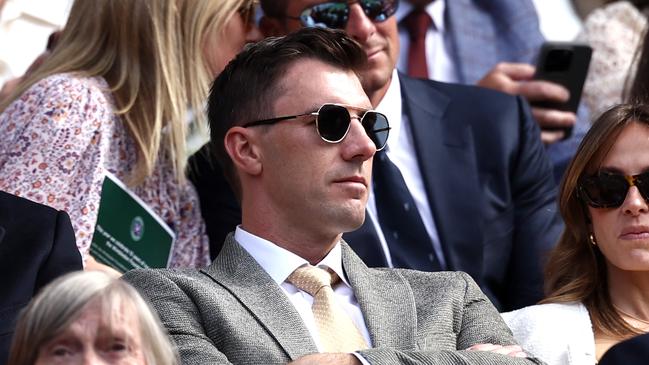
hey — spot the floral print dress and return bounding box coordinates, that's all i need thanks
[0,73,210,268]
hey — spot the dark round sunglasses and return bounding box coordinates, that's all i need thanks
[287,0,399,29]
[242,103,390,151]
[578,171,649,208]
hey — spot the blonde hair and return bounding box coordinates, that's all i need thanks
[542,103,649,338]
[180,0,253,127]
[0,0,253,186]
[8,271,179,365]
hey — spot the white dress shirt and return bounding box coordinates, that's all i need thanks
[396,0,459,83]
[368,69,446,269]
[234,226,373,358]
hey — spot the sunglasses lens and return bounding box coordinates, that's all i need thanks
[634,172,649,202]
[361,0,398,22]
[300,0,397,29]
[318,104,351,142]
[580,173,629,208]
[300,2,349,29]
[362,111,390,150]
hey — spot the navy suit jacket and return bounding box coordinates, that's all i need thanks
[0,191,82,364]
[188,75,563,311]
[599,333,649,365]
[402,0,585,181]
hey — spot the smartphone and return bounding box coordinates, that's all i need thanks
[532,42,593,138]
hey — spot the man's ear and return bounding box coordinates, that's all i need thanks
[259,15,285,37]
[224,127,263,176]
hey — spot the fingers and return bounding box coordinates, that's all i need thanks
[478,63,535,95]
[490,62,536,81]
[477,63,569,104]
[531,107,576,129]
[518,80,570,103]
[476,62,577,147]
[541,130,567,144]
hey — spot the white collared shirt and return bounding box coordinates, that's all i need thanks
[396,0,459,83]
[234,227,373,352]
[368,69,446,269]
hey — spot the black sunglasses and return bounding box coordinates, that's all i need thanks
[242,103,390,150]
[287,0,399,29]
[578,171,649,208]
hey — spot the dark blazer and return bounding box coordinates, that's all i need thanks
[0,191,82,364]
[599,333,649,365]
[123,235,542,365]
[188,75,563,311]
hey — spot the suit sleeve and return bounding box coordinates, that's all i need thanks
[122,269,235,365]
[505,96,563,310]
[36,210,83,291]
[357,273,544,365]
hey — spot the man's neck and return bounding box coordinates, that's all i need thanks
[240,198,342,265]
[367,74,393,108]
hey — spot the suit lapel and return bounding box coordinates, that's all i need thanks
[200,235,318,360]
[341,242,417,350]
[399,74,484,281]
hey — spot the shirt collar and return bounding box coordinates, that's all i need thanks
[375,69,403,151]
[396,0,446,32]
[234,226,350,287]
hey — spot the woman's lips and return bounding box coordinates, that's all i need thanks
[620,226,649,240]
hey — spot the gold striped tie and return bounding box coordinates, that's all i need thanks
[287,265,369,352]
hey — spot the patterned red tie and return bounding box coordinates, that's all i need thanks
[404,9,433,79]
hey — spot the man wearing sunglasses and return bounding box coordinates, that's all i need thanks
[248,0,563,312]
[126,28,541,365]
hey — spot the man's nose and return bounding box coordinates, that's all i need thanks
[344,3,375,43]
[341,118,376,161]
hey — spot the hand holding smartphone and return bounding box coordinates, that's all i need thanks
[531,42,593,138]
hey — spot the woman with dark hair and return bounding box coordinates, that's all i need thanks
[503,103,649,364]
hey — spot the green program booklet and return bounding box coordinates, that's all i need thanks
[90,172,175,272]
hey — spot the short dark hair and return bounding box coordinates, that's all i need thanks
[207,27,367,199]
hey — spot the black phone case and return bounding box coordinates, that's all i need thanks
[532,42,593,138]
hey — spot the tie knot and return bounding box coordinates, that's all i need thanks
[403,9,432,40]
[287,266,338,296]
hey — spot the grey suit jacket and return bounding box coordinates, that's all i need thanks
[123,235,542,365]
